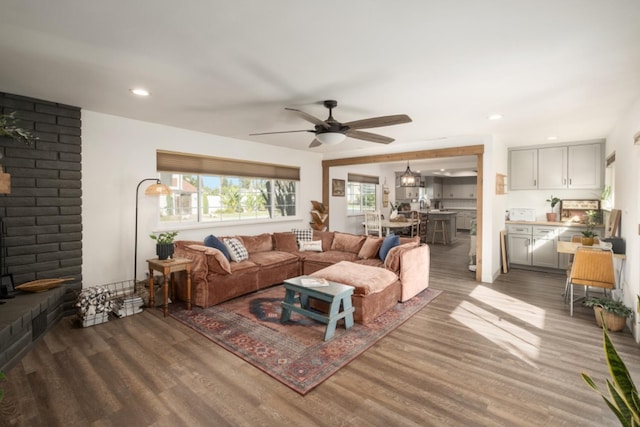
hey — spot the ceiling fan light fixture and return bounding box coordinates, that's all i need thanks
[400,161,418,187]
[316,132,346,145]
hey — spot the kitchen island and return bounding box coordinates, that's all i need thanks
[420,210,457,244]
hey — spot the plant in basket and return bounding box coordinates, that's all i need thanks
[583,296,632,332]
[581,210,600,246]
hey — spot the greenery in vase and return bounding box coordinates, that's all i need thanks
[546,195,560,213]
[583,296,633,318]
[582,209,601,238]
[149,231,178,244]
[581,310,640,426]
[0,112,38,145]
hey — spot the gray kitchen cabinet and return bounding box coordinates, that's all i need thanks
[531,226,558,268]
[507,224,532,265]
[506,222,605,269]
[442,177,477,199]
[396,186,423,200]
[509,142,603,191]
[456,211,477,230]
[509,149,538,190]
[538,146,567,189]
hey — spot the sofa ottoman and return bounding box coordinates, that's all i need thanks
[309,260,401,324]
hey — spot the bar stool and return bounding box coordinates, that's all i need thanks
[432,219,448,245]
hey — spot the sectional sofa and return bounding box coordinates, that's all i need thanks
[172,230,431,323]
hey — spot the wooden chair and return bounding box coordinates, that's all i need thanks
[397,211,420,238]
[563,235,600,303]
[567,247,615,316]
[364,210,383,237]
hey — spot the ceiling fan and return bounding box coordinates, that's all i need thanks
[250,100,412,148]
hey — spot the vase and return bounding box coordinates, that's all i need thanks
[156,243,174,260]
[581,237,594,246]
[546,212,557,222]
[594,306,626,332]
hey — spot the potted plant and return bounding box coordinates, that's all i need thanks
[583,296,632,332]
[545,195,560,221]
[581,209,600,246]
[150,231,178,260]
[581,308,640,425]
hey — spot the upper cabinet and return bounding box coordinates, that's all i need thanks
[442,176,477,199]
[509,142,603,191]
[509,149,538,190]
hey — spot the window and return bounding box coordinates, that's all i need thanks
[347,173,379,214]
[156,151,299,225]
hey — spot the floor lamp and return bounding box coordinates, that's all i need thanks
[134,178,171,283]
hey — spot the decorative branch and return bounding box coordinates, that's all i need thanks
[0,112,38,145]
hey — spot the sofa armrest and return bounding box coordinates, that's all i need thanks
[397,244,431,302]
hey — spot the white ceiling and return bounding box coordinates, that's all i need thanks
[1,1,639,161]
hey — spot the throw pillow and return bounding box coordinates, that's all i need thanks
[272,232,299,252]
[291,228,313,247]
[378,233,400,261]
[204,234,231,261]
[299,240,323,252]
[223,237,249,262]
[358,236,383,259]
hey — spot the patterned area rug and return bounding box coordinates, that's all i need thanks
[168,285,442,395]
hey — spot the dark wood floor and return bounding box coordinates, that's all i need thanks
[2,232,638,426]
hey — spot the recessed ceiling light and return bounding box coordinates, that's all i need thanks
[130,88,150,97]
[547,136,558,141]
[488,114,503,120]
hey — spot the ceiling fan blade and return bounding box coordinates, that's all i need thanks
[346,130,394,144]
[249,129,313,136]
[285,107,329,129]
[309,139,322,148]
[343,114,412,130]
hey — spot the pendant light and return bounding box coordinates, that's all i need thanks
[400,161,417,187]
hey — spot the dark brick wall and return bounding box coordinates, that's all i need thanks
[0,92,82,313]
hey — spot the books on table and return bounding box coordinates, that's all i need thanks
[300,277,329,287]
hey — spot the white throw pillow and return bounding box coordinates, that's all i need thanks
[223,237,249,262]
[299,240,323,252]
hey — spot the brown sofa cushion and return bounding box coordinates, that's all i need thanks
[239,233,273,253]
[331,232,366,254]
[310,260,398,296]
[272,232,298,252]
[187,244,232,274]
[358,236,383,259]
[313,230,335,252]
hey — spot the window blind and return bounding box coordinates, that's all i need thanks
[347,173,379,185]
[156,150,300,180]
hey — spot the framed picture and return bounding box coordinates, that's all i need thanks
[332,179,345,197]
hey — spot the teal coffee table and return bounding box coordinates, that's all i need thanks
[281,276,355,341]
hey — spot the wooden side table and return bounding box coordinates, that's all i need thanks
[147,257,192,317]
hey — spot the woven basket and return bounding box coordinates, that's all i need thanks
[594,306,626,332]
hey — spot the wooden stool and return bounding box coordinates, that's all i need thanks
[432,219,448,245]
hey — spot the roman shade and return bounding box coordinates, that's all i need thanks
[347,173,379,185]
[156,150,300,181]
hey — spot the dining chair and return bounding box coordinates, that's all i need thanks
[364,210,383,237]
[563,235,600,302]
[567,247,615,316]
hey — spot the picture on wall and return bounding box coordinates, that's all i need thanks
[332,179,345,197]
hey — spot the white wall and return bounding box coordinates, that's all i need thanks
[605,95,640,340]
[82,111,322,287]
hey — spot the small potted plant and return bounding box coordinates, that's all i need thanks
[581,210,600,246]
[583,296,633,332]
[150,231,178,260]
[545,195,560,221]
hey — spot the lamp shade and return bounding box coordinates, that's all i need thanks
[144,183,171,196]
[316,132,346,145]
